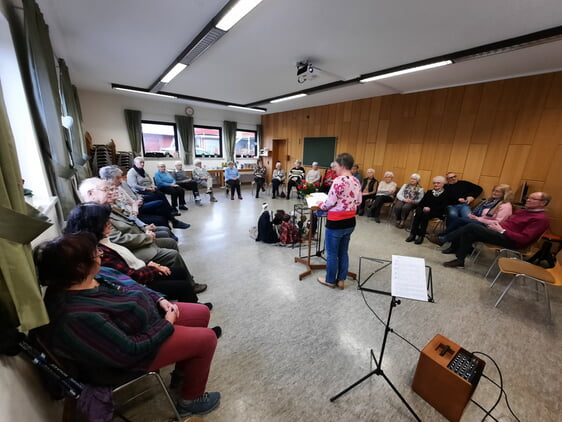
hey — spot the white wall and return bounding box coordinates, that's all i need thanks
[79,89,263,174]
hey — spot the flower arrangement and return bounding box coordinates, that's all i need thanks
[296,181,320,195]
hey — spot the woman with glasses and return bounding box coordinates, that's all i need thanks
[64,203,206,305]
[34,232,221,417]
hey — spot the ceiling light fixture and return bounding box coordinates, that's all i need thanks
[227,105,267,112]
[216,0,263,31]
[160,63,187,83]
[270,93,307,104]
[360,60,453,83]
[113,86,177,99]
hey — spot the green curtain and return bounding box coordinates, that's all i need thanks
[125,109,143,157]
[256,124,263,153]
[0,85,51,332]
[224,120,237,163]
[18,0,79,217]
[175,115,194,164]
[58,58,91,184]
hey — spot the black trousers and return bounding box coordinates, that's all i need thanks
[226,179,241,197]
[368,195,393,218]
[254,176,265,197]
[157,185,186,207]
[448,223,516,263]
[271,179,283,197]
[177,180,200,196]
[146,265,198,303]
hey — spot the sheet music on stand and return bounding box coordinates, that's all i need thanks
[305,192,328,209]
[391,255,429,302]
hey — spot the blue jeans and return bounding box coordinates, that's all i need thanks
[324,226,355,284]
[446,203,471,228]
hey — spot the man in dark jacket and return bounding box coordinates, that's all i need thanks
[444,172,483,227]
[406,176,448,245]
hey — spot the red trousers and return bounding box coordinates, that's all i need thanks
[148,303,217,399]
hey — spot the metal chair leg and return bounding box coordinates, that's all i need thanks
[495,275,517,307]
[490,271,502,288]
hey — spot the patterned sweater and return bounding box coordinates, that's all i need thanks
[44,267,173,373]
[320,175,362,229]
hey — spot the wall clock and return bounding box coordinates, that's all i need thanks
[185,106,194,116]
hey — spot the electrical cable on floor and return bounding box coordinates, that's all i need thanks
[358,284,520,421]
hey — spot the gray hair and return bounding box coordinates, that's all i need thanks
[367,168,375,174]
[312,161,318,166]
[78,177,105,202]
[174,161,183,167]
[133,156,144,165]
[194,159,202,166]
[410,173,421,182]
[157,162,166,168]
[383,171,394,178]
[433,176,447,184]
[99,165,122,181]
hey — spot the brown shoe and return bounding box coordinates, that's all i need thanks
[317,277,336,288]
[336,280,345,290]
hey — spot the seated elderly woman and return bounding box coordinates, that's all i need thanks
[99,165,188,231]
[320,162,337,193]
[357,168,377,216]
[33,232,221,417]
[368,171,397,222]
[224,161,242,200]
[64,203,208,305]
[271,161,286,199]
[436,184,513,250]
[287,160,305,199]
[173,161,202,203]
[126,156,179,216]
[253,158,267,199]
[393,173,425,228]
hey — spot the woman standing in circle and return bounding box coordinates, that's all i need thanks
[317,153,362,289]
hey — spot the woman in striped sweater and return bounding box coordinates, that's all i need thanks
[34,233,221,417]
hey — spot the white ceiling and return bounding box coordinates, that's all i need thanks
[26,0,562,114]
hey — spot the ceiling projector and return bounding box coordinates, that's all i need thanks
[297,61,315,83]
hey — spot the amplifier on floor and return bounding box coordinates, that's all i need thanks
[412,334,485,422]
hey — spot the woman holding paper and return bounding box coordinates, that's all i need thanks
[316,153,362,290]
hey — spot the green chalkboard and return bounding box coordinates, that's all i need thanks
[302,137,337,168]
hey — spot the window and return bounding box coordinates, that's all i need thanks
[141,121,177,157]
[194,125,222,157]
[235,129,257,158]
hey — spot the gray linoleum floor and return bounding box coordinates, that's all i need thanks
[169,186,561,422]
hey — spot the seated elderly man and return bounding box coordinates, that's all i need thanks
[173,161,202,204]
[442,192,551,269]
[99,165,189,230]
[192,159,218,202]
[306,162,322,184]
[444,172,483,227]
[79,178,207,293]
[127,156,179,216]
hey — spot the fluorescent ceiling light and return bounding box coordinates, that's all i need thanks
[160,63,187,83]
[113,87,177,99]
[216,0,263,31]
[360,60,453,83]
[228,105,266,112]
[270,93,307,104]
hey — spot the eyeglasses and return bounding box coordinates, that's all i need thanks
[527,196,544,201]
[93,187,117,193]
[446,175,457,180]
[95,247,104,258]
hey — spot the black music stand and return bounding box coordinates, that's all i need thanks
[330,257,433,421]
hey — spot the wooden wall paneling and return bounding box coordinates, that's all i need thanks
[358,98,372,121]
[444,86,465,114]
[367,115,380,143]
[541,145,562,234]
[448,115,476,172]
[521,73,552,110]
[327,104,337,124]
[429,89,447,116]
[470,109,496,144]
[339,121,351,152]
[417,169,433,191]
[522,108,562,181]
[415,91,432,118]
[497,78,524,112]
[418,117,442,170]
[510,110,541,145]
[379,95,393,120]
[499,144,532,189]
[460,84,483,115]
[358,120,369,144]
[363,142,376,169]
[405,143,423,183]
[480,111,516,177]
[343,101,353,122]
[479,80,504,113]
[545,72,562,109]
[320,105,330,127]
[387,117,411,144]
[462,144,488,183]
[477,175,500,199]
[374,120,389,166]
[410,117,428,144]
